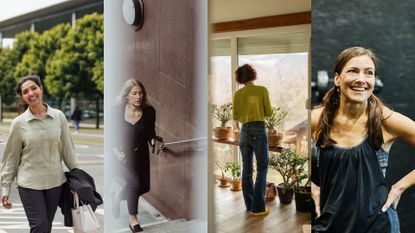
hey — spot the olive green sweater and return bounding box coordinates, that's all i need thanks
[232,84,273,124]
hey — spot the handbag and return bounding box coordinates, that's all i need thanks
[72,192,100,233]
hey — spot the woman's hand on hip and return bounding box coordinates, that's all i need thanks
[1,196,12,209]
[382,184,404,212]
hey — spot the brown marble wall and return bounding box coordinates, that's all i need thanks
[123,0,206,220]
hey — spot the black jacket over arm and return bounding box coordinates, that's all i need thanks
[59,168,103,227]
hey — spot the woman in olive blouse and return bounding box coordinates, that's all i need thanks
[0,76,77,233]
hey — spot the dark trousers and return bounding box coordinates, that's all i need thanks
[18,185,62,233]
[120,166,141,215]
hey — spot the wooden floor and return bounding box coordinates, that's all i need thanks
[214,184,311,233]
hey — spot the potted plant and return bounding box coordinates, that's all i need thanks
[268,148,300,204]
[216,161,230,187]
[224,161,242,191]
[265,107,287,147]
[265,182,277,201]
[212,103,233,140]
[293,155,313,212]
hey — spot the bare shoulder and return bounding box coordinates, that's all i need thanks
[382,106,394,120]
[382,107,415,140]
[311,107,323,133]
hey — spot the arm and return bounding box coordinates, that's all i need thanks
[311,182,321,217]
[263,88,272,118]
[146,107,156,142]
[0,120,22,208]
[59,111,78,170]
[232,93,239,121]
[381,110,415,211]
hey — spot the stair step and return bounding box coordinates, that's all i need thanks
[143,219,206,233]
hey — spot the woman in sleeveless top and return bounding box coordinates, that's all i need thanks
[311,47,415,233]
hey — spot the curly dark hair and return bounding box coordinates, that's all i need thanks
[235,64,257,84]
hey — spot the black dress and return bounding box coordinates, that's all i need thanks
[121,105,156,196]
[312,136,392,233]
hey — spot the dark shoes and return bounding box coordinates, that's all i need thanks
[129,224,144,232]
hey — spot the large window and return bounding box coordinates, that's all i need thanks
[239,53,308,131]
[210,39,237,173]
[211,31,310,182]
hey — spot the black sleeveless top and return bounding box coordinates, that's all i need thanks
[312,136,391,233]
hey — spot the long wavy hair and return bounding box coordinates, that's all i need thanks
[314,47,385,150]
[119,78,151,108]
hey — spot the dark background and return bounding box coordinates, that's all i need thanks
[312,0,415,232]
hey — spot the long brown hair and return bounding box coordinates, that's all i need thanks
[314,47,384,149]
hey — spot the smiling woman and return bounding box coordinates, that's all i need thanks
[1,75,78,233]
[336,55,376,104]
[311,47,415,233]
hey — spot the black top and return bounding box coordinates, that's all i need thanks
[312,136,391,233]
[71,109,82,121]
[123,105,156,196]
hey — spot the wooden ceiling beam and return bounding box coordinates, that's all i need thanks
[212,11,311,33]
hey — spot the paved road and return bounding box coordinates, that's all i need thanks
[0,134,104,233]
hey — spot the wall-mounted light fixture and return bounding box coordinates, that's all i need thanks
[122,0,144,31]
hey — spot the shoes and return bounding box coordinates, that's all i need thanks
[111,192,121,218]
[129,224,143,232]
[250,207,270,216]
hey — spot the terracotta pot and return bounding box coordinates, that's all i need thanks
[230,179,242,191]
[218,178,230,187]
[276,183,294,204]
[268,132,284,147]
[233,130,240,142]
[214,127,233,141]
[265,183,277,201]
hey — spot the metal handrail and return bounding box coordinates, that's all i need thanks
[163,137,207,148]
[161,137,208,153]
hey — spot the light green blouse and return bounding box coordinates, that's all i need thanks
[1,105,78,196]
[233,84,273,124]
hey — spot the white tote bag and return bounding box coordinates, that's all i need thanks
[71,192,100,233]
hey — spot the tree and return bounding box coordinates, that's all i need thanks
[45,13,103,128]
[0,32,38,121]
[0,48,18,121]
[15,24,71,100]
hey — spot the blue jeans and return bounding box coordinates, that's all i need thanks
[387,208,400,233]
[74,120,80,131]
[239,121,269,212]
